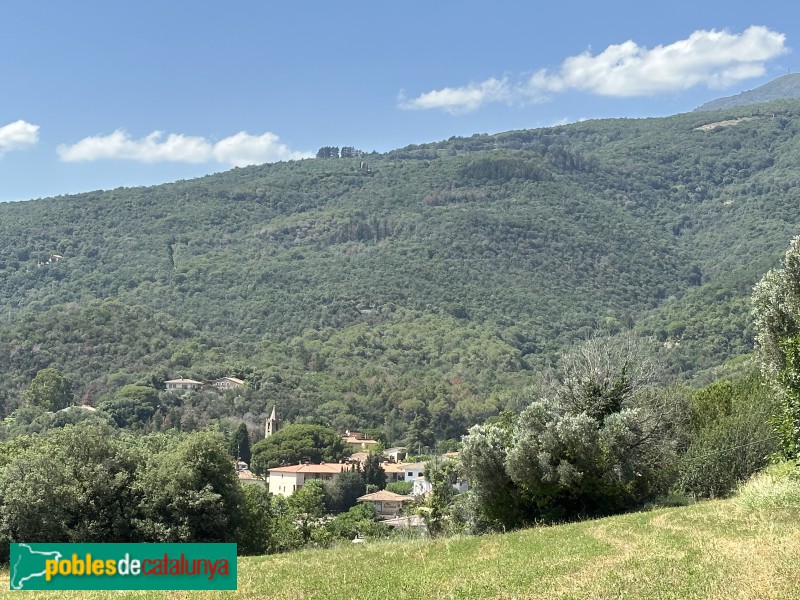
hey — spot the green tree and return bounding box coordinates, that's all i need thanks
[460,422,530,530]
[325,502,387,541]
[237,485,274,555]
[97,385,160,428]
[462,334,679,526]
[676,374,779,498]
[324,468,365,513]
[423,457,459,536]
[250,424,349,475]
[752,235,800,458]
[287,480,326,543]
[134,431,243,542]
[386,481,412,495]
[315,146,340,159]
[362,452,386,490]
[0,423,138,562]
[24,368,74,412]
[229,423,252,465]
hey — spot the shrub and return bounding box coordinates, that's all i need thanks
[676,374,780,498]
[386,481,413,495]
[737,461,800,511]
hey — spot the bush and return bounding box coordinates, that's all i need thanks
[737,461,800,511]
[676,374,780,498]
[386,481,413,495]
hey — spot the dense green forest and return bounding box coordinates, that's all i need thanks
[3,99,800,445]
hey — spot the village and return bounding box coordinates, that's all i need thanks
[162,376,469,521]
[225,404,469,529]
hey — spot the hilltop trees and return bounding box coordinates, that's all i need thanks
[316,146,339,159]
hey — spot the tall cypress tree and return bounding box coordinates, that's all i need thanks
[230,423,251,465]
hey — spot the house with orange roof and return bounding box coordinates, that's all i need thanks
[356,490,414,518]
[341,430,381,452]
[267,463,353,497]
[382,461,407,484]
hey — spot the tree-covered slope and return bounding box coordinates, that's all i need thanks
[3,100,800,439]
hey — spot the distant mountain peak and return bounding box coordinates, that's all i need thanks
[695,73,800,112]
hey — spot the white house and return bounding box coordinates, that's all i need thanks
[212,377,245,391]
[412,479,433,496]
[403,462,427,482]
[383,447,407,462]
[383,462,406,484]
[267,463,352,497]
[402,460,469,497]
[164,378,203,392]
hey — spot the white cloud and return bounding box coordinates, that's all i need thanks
[529,26,787,97]
[57,130,212,163]
[401,26,788,113]
[0,120,39,156]
[399,77,511,114]
[213,131,314,167]
[57,129,312,166]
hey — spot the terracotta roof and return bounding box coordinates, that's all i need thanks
[268,463,352,474]
[382,462,406,474]
[402,462,427,471]
[342,435,380,446]
[357,490,414,502]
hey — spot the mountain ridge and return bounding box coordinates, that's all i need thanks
[695,73,800,111]
[2,100,800,441]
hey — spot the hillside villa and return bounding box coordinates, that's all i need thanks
[212,376,245,391]
[164,376,245,393]
[164,378,203,392]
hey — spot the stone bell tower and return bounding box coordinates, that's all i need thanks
[265,406,280,437]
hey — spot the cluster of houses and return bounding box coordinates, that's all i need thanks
[236,414,467,521]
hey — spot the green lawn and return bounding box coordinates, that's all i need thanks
[2,476,799,599]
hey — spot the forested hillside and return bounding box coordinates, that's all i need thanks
[3,99,800,444]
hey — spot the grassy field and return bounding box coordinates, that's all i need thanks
[2,467,799,599]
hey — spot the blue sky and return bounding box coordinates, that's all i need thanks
[2,1,799,202]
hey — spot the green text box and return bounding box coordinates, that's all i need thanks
[10,543,237,590]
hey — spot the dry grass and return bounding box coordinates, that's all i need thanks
[2,467,799,599]
[694,117,758,131]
